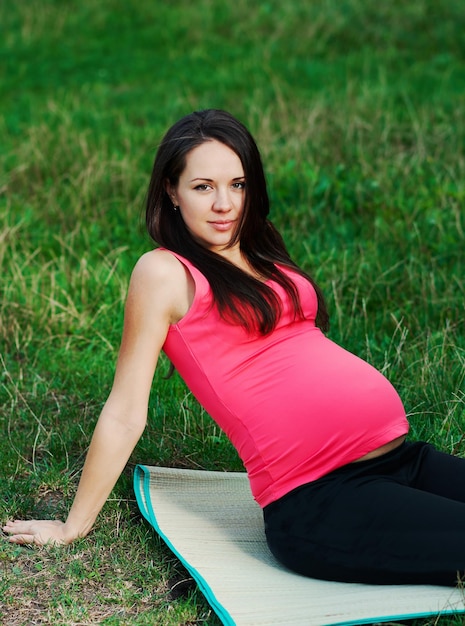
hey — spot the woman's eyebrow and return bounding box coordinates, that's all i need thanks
[189,176,245,183]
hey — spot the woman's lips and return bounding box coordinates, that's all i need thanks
[208,220,235,231]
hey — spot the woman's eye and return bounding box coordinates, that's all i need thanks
[232,181,246,189]
[194,184,210,191]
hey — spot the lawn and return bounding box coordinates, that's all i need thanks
[1,0,464,624]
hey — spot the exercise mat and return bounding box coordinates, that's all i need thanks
[134,465,465,626]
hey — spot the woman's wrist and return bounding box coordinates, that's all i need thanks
[62,517,93,543]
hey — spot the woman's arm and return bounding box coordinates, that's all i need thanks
[3,250,191,545]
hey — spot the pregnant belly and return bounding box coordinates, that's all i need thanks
[352,434,407,462]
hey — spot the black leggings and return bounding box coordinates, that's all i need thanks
[264,441,465,586]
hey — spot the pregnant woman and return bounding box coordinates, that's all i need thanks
[5,109,465,586]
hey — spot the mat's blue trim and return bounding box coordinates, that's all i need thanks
[331,607,465,626]
[134,465,465,626]
[134,464,235,626]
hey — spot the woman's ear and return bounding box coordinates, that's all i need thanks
[165,179,177,206]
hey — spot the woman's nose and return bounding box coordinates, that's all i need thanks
[212,188,232,211]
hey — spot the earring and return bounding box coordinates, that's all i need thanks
[173,204,179,211]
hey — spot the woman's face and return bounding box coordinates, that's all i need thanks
[167,140,246,257]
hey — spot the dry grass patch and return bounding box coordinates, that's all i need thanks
[0,537,207,625]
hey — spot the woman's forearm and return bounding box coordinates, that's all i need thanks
[63,408,146,541]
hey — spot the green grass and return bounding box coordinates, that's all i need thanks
[1,0,465,623]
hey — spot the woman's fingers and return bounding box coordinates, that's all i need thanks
[3,519,66,545]
[7,532,36,545]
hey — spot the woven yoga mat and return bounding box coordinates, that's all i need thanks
[134,465,465,626]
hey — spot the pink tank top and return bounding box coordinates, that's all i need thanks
[162,250,409,507]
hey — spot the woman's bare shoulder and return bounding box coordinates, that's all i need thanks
[130,249,193,322]
[132,248,186,279]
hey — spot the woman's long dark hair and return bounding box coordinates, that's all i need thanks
[146,109,329,334]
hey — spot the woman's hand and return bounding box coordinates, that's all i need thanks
[2,519,74,546]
